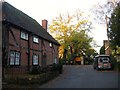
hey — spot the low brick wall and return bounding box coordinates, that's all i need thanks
[3,64,62,87]
[4,66,28,75]
[3,63,63,88]
[4,71,59,85]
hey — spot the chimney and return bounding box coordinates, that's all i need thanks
[104,40,110,55]
[42,19,48,31]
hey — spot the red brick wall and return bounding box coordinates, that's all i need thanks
[5,66,28,74]
[42,20,48,30]
[43,40,59,65]
[9,27,29,66]
[104,40,110,55]
[5,25,59,74]
[9,27,20,51]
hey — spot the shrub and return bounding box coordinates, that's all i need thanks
[29,66,41,74]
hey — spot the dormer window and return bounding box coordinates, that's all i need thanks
[33,36,39,43]
[21,31,28,40]
[49,43,52,48]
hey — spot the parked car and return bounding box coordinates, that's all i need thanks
[93,55,112,70]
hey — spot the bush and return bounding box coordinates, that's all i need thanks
[4,71,60,85]
[57,63,63,74]
[29,63,63,75]
[4,74,43,84]
[117,61,120,71]
[52,63,63,74]
[110,56,117,70]
[29,66,41,74]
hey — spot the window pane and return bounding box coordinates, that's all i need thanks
[54,58,57,64]
[15,52,20,65]
[10,51,15,65]
[33,55,38,65]
[21,32,28,40]
[33,60,38,65]
[16,52,20,57]
[25,33,28,40]
[15,58,20,65]
[49,43,52,47]
[21,32,25,39]
[10,59,14,65]
[33,37,39,43]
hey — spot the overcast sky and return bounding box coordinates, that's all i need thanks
[3,0,109,53]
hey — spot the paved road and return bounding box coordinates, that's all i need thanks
[40,65,118,88]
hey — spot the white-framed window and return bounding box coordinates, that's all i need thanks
[49,43,52,48]
[10,51,20,65]
[54,58,57,64]
[33,36,39,43]
[21,31,28,40]
[33,54,39,65]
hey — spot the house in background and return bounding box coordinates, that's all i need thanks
[1,1,60,75]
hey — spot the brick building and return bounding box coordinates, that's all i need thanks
[1,1,60,74]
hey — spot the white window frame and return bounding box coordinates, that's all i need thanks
[33,54,39,65]
[10,51,20,65]
[33,36,39,43]
[21,31,28,40]
[54,58,57,64]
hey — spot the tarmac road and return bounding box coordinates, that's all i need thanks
[40,65,118,88]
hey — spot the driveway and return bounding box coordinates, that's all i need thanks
[40,65,118,88]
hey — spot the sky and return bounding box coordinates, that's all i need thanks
[3,0,109,53]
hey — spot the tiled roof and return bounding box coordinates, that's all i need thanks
[1,1,60,45]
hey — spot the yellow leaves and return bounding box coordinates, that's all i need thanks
[49,11,92,58]
[59,45,64,58]
[49,12,91,42]
[116,46,120,55]
[112,46,120,56]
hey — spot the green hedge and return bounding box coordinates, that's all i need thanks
[117,62,120,71]
[4,71,59,85]
[29,63,63,74]
[4,63,63,85]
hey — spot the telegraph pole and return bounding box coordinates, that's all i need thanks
[105,15,110,55]
[105,0,116,55]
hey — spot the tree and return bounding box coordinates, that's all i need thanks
[109,2,120,50]
[71,30,92,56]
[91,0,119,55]
[49,9,93,59]
[85,48,98,64]
[100,45,105,54]
[92,0,118,24]
[108,2,120,72]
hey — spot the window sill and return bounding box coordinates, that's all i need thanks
[9,65,20,67]
[21,38,28,41]
[33,42,39,44]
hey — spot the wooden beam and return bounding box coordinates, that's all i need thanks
[9,27,19,46]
